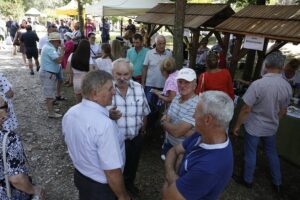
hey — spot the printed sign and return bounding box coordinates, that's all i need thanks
[244,35,265,51]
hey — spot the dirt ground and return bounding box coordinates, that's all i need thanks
[0,44,300,200]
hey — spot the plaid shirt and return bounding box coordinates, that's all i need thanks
[111,80,150,140]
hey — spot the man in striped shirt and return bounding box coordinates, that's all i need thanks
[108,58,150,197]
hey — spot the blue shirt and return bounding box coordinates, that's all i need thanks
[176,133,233,200]
[40,42,60,73]
[127,47,149,77]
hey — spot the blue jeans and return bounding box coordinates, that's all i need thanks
[243,131,282,185]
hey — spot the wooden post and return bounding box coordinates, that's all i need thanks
[146,24,151,47]
[189,29,200,70]
[253,39,269,80]
[173,0,186,69]
[242,50,256,81]
[120,18,123,36]
[229,35,243,78]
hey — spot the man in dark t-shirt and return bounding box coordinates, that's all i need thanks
[20,25,40,75]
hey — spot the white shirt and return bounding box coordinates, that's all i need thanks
[90,43,101,58]
[143,48,172,88]
[38,34,48,50]
[62,99,125,184]
[95,57,113,74]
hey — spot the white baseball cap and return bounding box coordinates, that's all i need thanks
[176,68,196,81]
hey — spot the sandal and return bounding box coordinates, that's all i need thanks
[56,96,67,101]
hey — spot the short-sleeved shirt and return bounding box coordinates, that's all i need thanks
[38,34,48,50]
[40,42,60,73]
[20,31,39,51]
[143,48,172,88]
[243,73,292,137]
[166,95,200,146]
[62,99,125,184]
[95,57,112,74]
[0,130,30,200]
[176,133,233,200]
[126,47,149,77]
[108,80,151,140]
[162,71,179,96]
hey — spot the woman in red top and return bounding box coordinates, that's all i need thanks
[195,51,234,100]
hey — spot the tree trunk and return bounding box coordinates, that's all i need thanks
[77,0,84,37]
[242,50,256,81]
[173,0,186,69]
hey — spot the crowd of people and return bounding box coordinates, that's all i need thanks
[1,15,300,200]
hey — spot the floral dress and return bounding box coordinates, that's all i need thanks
[0,130,30,200]
[0,73,18,131]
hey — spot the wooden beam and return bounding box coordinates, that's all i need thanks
[238,48,249,60]
[151,25,163,37]
[214,32,224,49]
[265,41,287,56]
[229,35,243,78]
[165,26,174,35]
[223,33,230,59]
[189,29,200,69]
[253,39,269,80]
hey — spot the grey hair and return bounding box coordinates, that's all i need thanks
[199,91,234,128]
[155,35,166,44]
[81,70,113,98]
[264,51,286,70]
[112,58,133,73]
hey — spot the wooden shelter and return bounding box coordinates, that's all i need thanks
[135,3,235,68]
[216,5,300,80]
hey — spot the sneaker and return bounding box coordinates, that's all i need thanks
[48,112,62,118]
[232,175,253,188]
[36,65,40,72]
[30,71,34,75]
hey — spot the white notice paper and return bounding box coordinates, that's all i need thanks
[244,35,265,51]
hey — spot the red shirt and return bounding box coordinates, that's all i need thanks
[195,69,234,100]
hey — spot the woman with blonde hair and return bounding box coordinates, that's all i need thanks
[151,57,178,106]
[111,39,125,61]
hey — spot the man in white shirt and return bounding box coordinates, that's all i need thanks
[62,70,131,200]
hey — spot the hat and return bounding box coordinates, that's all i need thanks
[48,32,61,41]
[176,68,196,81]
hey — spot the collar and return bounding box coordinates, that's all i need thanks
[81,98,109,117]
[154,48,167,55]
[199,137,229,150]
[263,73,282,78]
[113,80,134,90]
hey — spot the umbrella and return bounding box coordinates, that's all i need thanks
[56,0,78,16]
[25,8,41,16]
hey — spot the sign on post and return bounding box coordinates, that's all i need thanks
[243,35,265,51]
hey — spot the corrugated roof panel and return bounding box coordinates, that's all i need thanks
[136,3,234,29]
[216,18,300,42]
[234,5,300,20]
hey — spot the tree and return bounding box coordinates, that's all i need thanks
[0,0,24,18]
[76,0,92,37]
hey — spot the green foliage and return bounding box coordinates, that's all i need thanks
[0,0,24,18]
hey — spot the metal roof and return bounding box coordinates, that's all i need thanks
[216,5,300,43]
[135,3,235,29]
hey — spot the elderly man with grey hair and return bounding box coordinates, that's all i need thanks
[142,35,172,127]
[62,70,130,200]
[233,51,292,193]
[108,58,150,197]
[163,91,234,200]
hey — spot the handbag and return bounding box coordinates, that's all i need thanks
[2,131,40,200]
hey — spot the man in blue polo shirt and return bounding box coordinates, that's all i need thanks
[40,32,64,118]
[163,91,234,200]
[126,33,149,83]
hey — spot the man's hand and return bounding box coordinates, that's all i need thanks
[109,106,122,120]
